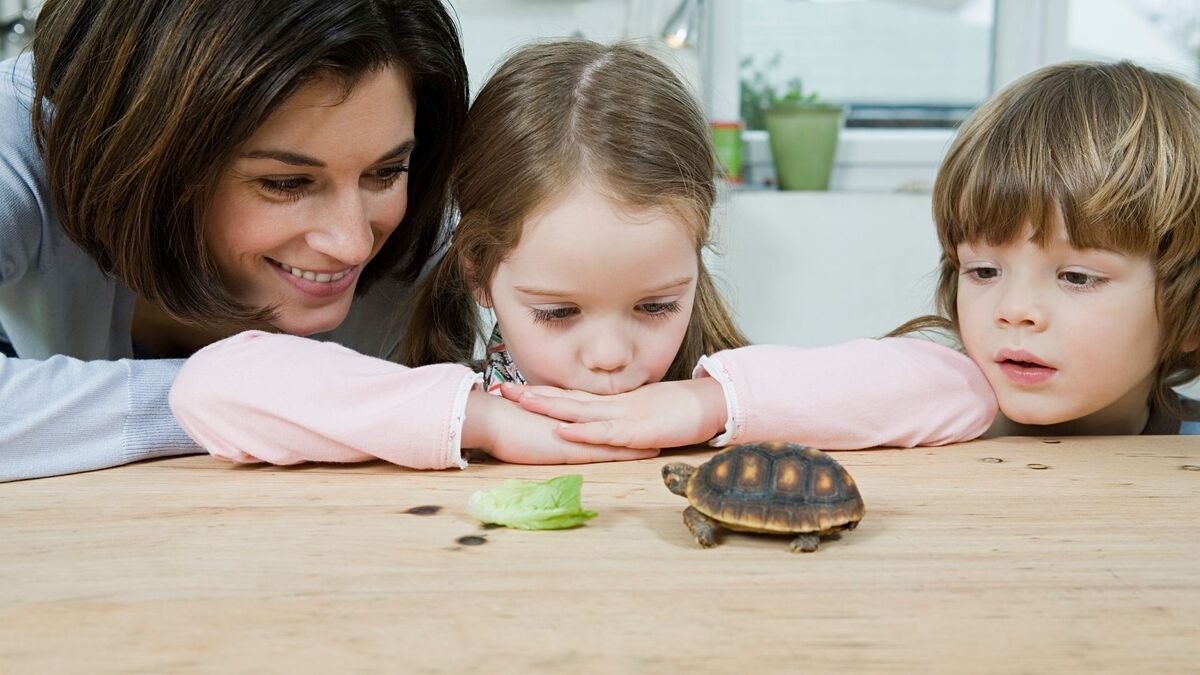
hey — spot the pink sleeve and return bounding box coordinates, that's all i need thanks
[694,337,997,449]
[169,331,481,469]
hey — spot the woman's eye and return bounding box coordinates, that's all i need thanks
[530,306,578,326]
[259,176,312,199]
[367,163,409,189]
[1061,270,1104,289]
[964,266,999,281]
[638,300,682,317]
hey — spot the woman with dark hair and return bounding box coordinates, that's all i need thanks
[0,0,468,480]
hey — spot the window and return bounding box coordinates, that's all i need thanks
[739,0,995,130]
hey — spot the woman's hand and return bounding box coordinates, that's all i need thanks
[498,378,729,449]
[462,390,659,464]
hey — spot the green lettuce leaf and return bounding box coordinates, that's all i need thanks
[467,474,598,530]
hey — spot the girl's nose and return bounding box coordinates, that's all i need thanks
[583,326,634,373]
[305,192,375,266]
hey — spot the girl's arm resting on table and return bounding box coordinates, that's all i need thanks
[0,355,201,482]
[170,331,657,468]
[504,337,996,450]
[169,331,480,469]
[698,338,997,448]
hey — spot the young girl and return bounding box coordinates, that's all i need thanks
[169,40,996,469]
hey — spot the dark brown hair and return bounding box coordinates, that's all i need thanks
[397,39,747,378]
[891,61,1200,412]
[31,0,468,323]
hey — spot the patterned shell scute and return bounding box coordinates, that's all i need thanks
[688,441,865,534]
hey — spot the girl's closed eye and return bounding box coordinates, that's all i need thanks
[530,306,578,326]
[638,300,682,317]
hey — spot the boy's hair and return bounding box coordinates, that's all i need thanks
[894,61,1200,411]
[397,39,747,378]
[32,0,468,324]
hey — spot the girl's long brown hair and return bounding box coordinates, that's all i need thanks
[891,61,1200,414]
[396,39,747,378]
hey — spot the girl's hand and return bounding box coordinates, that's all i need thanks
[498,379,729,449]
[462,390,659,464]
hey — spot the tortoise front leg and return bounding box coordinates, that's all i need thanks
[683,506,721,548]
[789,532,820,553]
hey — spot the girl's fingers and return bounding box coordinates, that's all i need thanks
[557,420,639,448]
[517,393,612,423]
[561,445,659,464]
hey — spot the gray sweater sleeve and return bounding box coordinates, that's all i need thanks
[0,56,200,481]
[0,355,200,481]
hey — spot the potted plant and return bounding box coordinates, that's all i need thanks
[741,56,844,191]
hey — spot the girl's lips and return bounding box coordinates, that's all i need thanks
[269,259,360,298]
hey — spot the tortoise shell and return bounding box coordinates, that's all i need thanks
[685,441,864,534]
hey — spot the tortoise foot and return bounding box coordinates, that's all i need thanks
[789,532,820,553]
[683,506,720,548]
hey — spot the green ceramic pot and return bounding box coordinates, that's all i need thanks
[764,104,844,190]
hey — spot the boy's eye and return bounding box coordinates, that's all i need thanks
[1060,270,1104,289]
[638,300,682,316]
[530,306,578,325]
[964,265,999,281]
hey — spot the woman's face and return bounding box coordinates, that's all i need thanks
[206,65,416,336]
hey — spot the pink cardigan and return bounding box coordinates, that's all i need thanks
[169,331,996,469]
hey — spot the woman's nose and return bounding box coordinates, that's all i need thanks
[305,192,375,265]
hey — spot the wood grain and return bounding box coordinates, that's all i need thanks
[2,437,1198,673]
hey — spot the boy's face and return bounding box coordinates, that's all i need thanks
[206,65,415,336]
[955,216,1162,433]
[484,182,698,395]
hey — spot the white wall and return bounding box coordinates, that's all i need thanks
[710,191,1200,398]
[708,191,941,347]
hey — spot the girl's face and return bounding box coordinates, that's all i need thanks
[955,216,1162,434]
[206,65,416,336]
[485,183,699,395]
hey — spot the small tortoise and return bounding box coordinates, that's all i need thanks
[662,441,865,553]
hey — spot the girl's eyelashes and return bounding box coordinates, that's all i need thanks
[528,299,683,326]
[529,306,578,326]
[637,300,682,317]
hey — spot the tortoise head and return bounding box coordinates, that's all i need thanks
[661,463,695,497]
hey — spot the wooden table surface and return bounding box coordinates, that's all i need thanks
[2,437,1198,673]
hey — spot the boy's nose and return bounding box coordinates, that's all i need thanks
[994,279,1047,330]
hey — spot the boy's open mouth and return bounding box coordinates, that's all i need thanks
[995,349,1057,384]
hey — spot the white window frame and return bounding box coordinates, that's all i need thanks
[703,0,1072,192]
